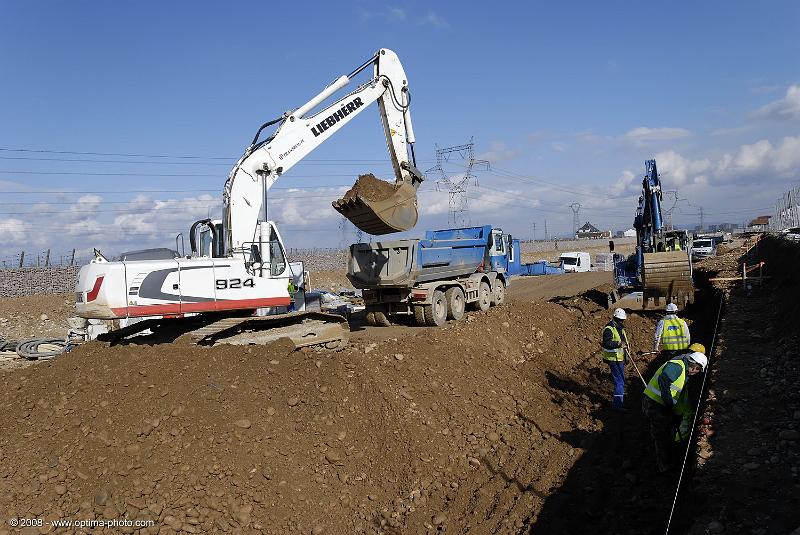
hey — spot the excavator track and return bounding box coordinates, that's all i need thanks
[97,311,350,350]
[191,311,350,350]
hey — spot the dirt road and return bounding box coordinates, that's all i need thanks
[350,271,612,343]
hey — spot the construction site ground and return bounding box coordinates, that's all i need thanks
[0,238,798,534]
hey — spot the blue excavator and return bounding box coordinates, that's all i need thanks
[609,159,694,310]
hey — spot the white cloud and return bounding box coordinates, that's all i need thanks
[624,127,692,144]
[272,187,347,227]
[358,6,408,23]
[421,11,449,28]
[610,169,639,196]
[749,83,784,95]
[477,141,519,163]
[617,135,800,192]
[752,84,800,121]
[0,218,31,246]
[653,150,711,187]
[386,7,406,21]
[418,189,452,216]
[0,179,32,191]
[710,125,751,136]
[715,136,800,179]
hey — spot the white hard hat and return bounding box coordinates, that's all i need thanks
[613,308,627,320]
[687,352,708,370]
[666,303,679,313]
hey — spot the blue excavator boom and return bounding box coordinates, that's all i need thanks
[610,159,694,310]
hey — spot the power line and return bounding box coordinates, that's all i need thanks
[0,184,358,202]
[0,147,434,163]
[0,147,434,165]
[0,170,379,178]
[0,155,415,167]
[0,185,354,195]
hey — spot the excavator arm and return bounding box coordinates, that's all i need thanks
[222,48,423,254]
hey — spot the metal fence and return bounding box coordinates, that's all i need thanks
[773,185,800,230]
[0,249,93,269]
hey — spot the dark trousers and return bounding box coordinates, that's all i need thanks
[642,397,673,470]
[606,361,625,409]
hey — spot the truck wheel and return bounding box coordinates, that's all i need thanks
[373,310,392,327]
[445,287,465,320]
[491,280,506,307]
[413,305,426,326]
[424,290,448,327]
[470,281,492,311]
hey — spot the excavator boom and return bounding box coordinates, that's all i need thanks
[610,159,695,310]
[223,48,422,253]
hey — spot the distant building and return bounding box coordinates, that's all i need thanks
[576,221,611,240]
[748,215,771,232]
[623,228,637,238]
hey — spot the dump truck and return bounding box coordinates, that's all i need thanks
[347,225,517,327]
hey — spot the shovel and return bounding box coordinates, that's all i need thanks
[624,344,648,387]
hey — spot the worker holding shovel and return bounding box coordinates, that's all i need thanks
[601,308,629,411]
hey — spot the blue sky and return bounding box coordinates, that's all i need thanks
[1,1,799,260]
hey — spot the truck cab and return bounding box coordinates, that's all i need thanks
[560,252,591,273]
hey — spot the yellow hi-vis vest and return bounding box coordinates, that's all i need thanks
[660,317,689,350]
[644,359,686,406]
[602,324,627,362]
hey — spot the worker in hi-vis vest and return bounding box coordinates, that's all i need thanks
[653,302,690,360]
[641,350,708,473]
[601,308,629,411]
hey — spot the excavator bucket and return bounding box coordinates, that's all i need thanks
[642,251,695,309]
[333,174,418,236]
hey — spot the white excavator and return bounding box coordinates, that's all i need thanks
[74,48,424,349]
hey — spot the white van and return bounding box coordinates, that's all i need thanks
[559,252,591,273]
[691,238,716,259]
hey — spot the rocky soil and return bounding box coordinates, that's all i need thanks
[685,236,800,534]
[0,294,73,343]
[340,174,398,202]
[1,238,798,534]
[0,274,664,534]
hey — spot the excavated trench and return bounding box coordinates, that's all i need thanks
[528,261,726,535]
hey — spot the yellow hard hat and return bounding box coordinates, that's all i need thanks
[689,343,706,354]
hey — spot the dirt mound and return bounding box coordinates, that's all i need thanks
[0,293,72,341]
[0,283,664,533]
[340,174,399,202]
